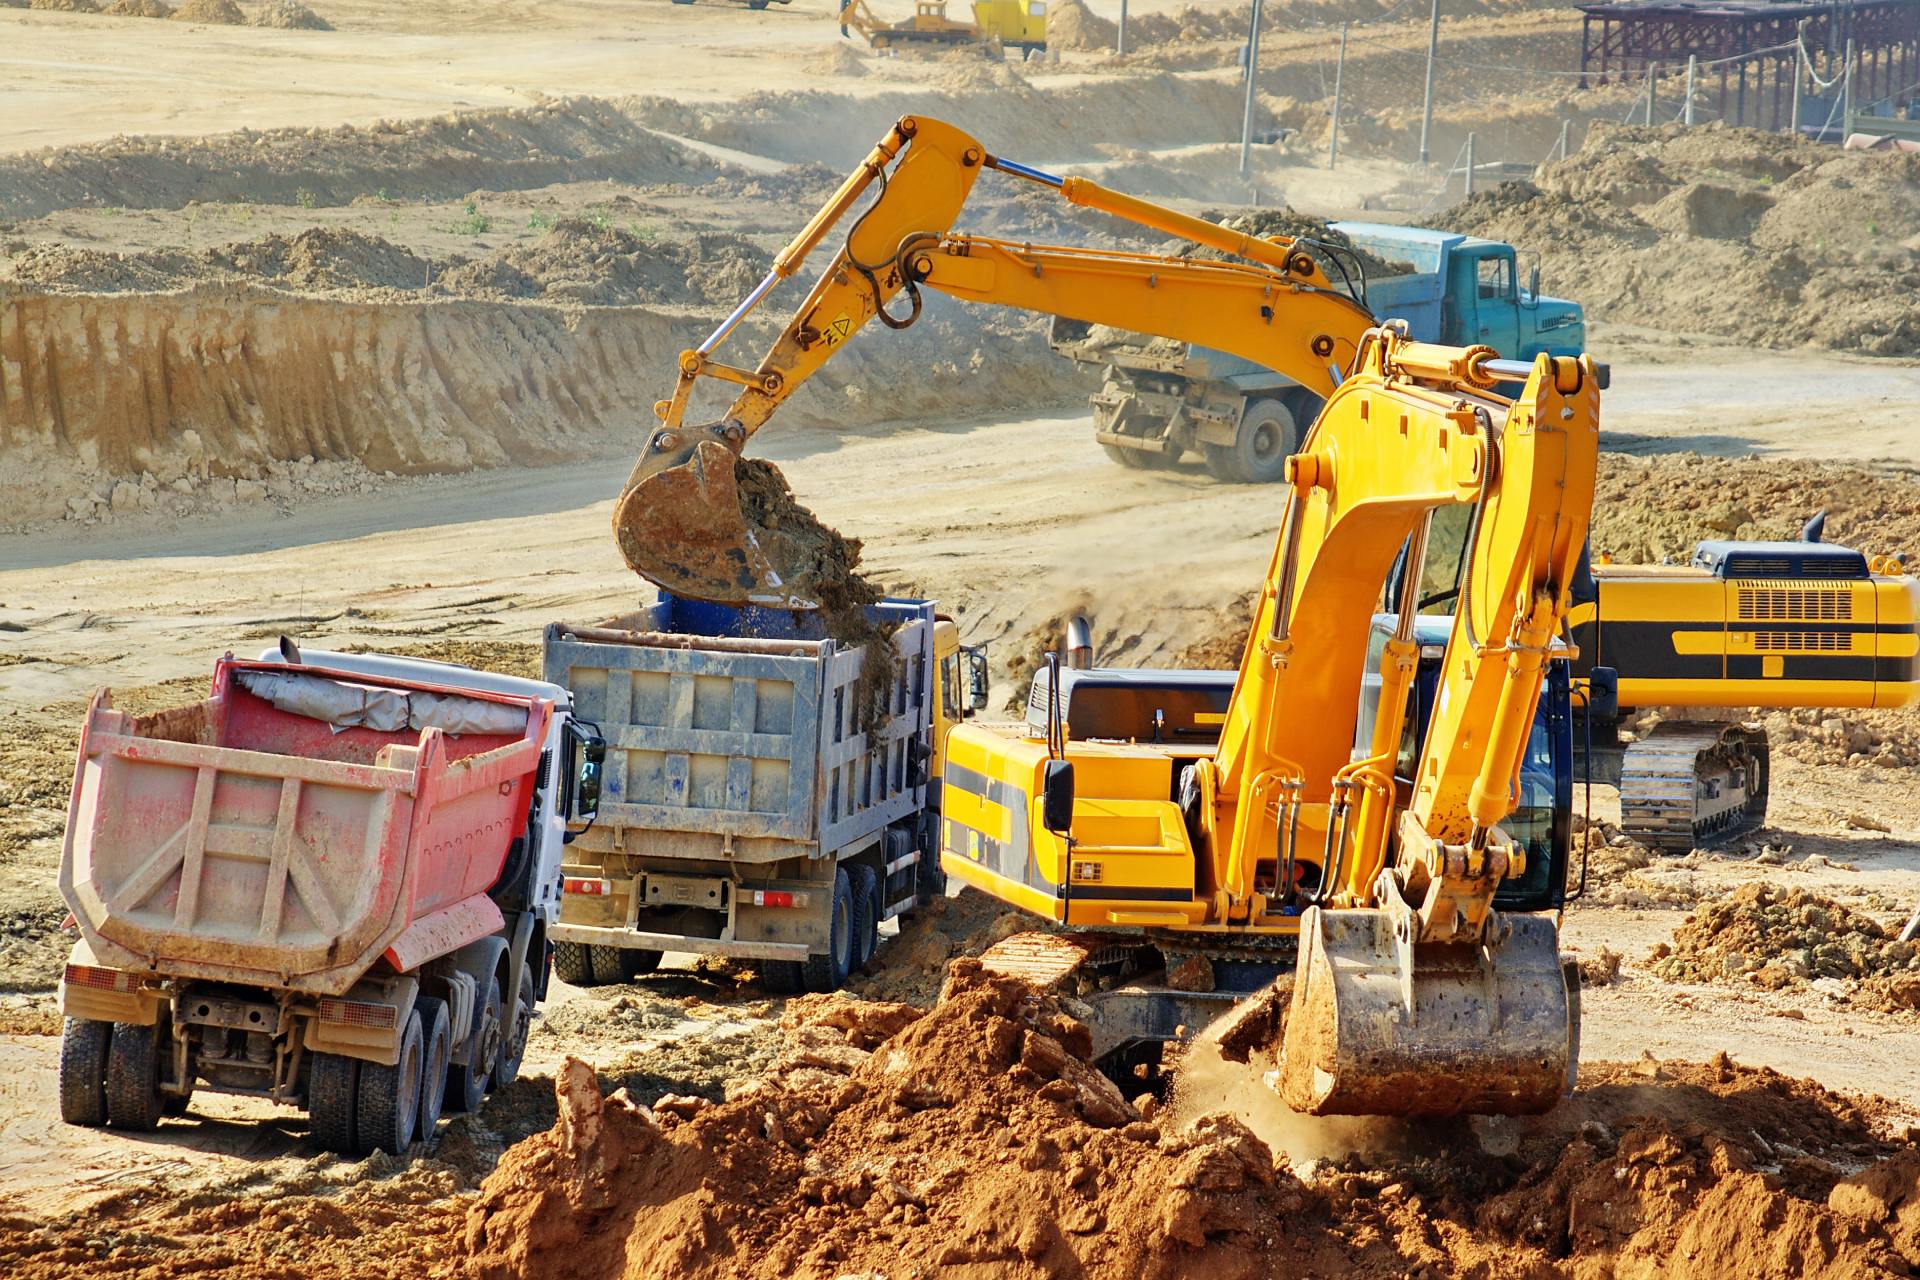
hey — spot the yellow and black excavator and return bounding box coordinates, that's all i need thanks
[613,115,1600,1118]
[838,0,1046,56]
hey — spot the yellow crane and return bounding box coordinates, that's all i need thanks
[612,116,1601,1118]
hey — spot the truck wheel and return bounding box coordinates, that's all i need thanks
[446,974,503,1114]
[355,1007,424,1156]
[849,864,880,973]
[493,964,535,1090]
[59,1017,112,1127]
[308,1052,359,1154]
[587,945,647,985]
[1205,397,1297,484]
[1101,443,1150,469]
[552,941,595,986]
[761,960,804,994]
[802,867,854,993]
[616,948,662,981]
[105,1021,166,1132]
[415,996,451,1143]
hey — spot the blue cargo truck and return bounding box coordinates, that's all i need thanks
[1049,221,1587,482]
[541,596,988,993]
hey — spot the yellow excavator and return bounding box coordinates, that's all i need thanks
[613,115,1599,1118]
[838,0,1046,56]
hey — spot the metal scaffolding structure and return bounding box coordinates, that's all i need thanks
[1577,0,1920,129]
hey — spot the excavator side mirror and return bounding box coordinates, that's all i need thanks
[966,648,991,712]
[1042,759,1075,835]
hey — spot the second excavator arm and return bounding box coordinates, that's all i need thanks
[614,116,1386,602]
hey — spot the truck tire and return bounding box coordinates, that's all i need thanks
[1204,397,1297,484]
[355,1007,424,1156]
[308,1052,359,1154]
[59,1017,112,1127]
[761,960,805,994]
[552,941,594,986]
[802,867,854,993]
[849,864,880,973]
[493,964,535,1090]
[415,996,451,1143]
[446,974,503,1114]
[105,1021,166,1132]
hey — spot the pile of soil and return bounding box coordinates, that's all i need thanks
[432,222,769,309]
[1165,207,1414,297]
[103,0,170,14]
[251,0,328,28]
[1763,707,1920,770]
[463,959,1920,1279]
[1650,882,1920,1012]
[1590,452,1920,566]
[29,0,100,11]
[171,0,244,20]
[849,889,1039,1006]
[1440,123,1920,355]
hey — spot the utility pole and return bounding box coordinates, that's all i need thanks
[1557,118,1571,161]
[1645,62,1658,125]
[1329,23,1349,170]
[1239,0,1265,177]
[1118,0,1128,56]
[1842,37,1855,138]
[1684,54,1697,125]
[1464,132,1476,195]
[1418,0,1441,165]
[1790,24,1805,135]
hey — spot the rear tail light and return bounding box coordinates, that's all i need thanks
[317,999,398,1029]
[747,890,808,909]
[64,964,134,993]
[564,877,612,896]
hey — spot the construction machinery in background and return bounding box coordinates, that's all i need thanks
[539,602,988,992]
[1571,530,1920,850]
[57,647,603,1154]
[1048,224,1587,481]
[839,0,1046,56]
[612,114,1602,1119]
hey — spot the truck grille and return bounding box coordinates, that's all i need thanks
[1737,586,1852,621]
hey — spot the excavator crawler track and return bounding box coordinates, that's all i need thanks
[1620,722,1770,853]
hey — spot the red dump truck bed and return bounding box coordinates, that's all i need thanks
[60,655,554,997]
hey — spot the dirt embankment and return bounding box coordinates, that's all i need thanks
[1442,123,1920,356]
[0,98,714,223]
[455,961,1919,1280]
[1047,0,1572,52]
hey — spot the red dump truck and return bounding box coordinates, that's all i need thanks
[56,645,604,1155]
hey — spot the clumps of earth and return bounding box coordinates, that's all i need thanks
[6,222,769,309]
[1650,882,1920,1013]
[59,449,400,527]
[461,959,1920,1280]
[1763,708,1920,771]
[849,889,1040,1006]
[1440,122,1920,355]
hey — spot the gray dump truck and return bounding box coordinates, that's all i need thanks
[1049,221,1587,482]
[542,595,987,993]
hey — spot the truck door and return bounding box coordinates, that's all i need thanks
[1446,246,1523,358]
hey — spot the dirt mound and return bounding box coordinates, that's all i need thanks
[1650,882,1920,1012]
[1591,452,1920,565]
[0,98,719,221]
[1440,123,1920,355]
[432,221,768,308]
[851,888,1039,1005]
[103,0,169,12]
[803,42,868,77]
[1047,0,1118,51]
[30,0,100,11]
[251,0,329,27]
[171,0,243,20]
[463,961,1919,1279]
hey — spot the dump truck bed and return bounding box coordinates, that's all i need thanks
[60,657,554,997]
[543,598,936,863]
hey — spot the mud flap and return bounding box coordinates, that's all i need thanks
[1277,905,1572,1117]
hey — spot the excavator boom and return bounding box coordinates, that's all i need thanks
[615,116,1377,605]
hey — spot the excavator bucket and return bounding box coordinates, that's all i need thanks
[1275,906,1574,1117]
[612,423,820,609]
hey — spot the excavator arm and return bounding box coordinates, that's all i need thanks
[615,116,1379,603]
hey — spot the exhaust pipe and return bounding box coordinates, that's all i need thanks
[1065,615,1094,669]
